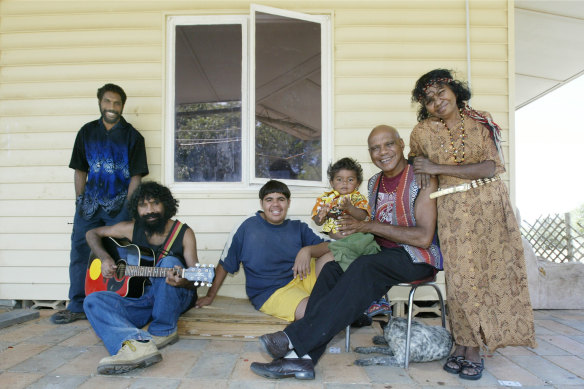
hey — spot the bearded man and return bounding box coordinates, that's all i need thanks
[83,182,200,375]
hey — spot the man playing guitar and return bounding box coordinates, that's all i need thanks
[84,181,201,375]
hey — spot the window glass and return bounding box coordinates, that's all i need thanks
[254,11,322,182]
[168,9,328,187]
[174,24,242,182]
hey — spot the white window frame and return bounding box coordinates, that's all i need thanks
[164,7,332,191]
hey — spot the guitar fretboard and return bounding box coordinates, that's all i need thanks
[124,266,179,278]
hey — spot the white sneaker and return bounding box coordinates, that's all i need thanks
[97,340,162,375]
[151,330,179,349]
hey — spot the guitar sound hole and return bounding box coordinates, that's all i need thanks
[116,263,126,278]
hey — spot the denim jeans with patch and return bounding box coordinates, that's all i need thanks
[83,256,195,355]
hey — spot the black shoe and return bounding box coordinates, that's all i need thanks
[50,309,86,324]
[351,313,372,328]
[259,331,291,359]
[250,358,315,380]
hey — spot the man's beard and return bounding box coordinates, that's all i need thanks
[137,213,167,235]
[101,108,121,125]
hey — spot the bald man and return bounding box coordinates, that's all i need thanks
[250,125,443,380]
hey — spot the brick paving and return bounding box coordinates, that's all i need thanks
[0,309,583,388]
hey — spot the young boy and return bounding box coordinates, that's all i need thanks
[312,158,390,317]
[195,180,332,322]
[312,157,370,239]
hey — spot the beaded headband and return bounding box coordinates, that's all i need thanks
[422,77,453,95]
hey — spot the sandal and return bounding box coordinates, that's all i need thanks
[366,299,391,317]
[443,355,464,374]
[459,359,484,380]
[365,301,381,316]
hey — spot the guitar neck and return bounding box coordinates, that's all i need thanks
[124,266,180,278]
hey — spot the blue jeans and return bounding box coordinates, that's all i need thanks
[83,256,195,355]
[68,204,129,313]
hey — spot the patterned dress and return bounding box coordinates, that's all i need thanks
[409,113,536,351]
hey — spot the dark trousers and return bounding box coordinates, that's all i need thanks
[68,205,129,313]
[285,247,436,362]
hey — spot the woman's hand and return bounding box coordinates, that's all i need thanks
[412,156,437,175]
[412,157,437,189]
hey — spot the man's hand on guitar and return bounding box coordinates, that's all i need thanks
[166,265,184,287]
[101,258,117,278]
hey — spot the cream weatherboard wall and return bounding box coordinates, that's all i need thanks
[0,1,513,302]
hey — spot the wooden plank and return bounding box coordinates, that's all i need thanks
[0,97,162,117]
[335,76,508,96]
[178,296,288,340]
[0,233,70,250]
[0,115,160,133]
[0,63,162,82]
[0,80,162,99]
[336,43,507,61]
[334,8,507,26]
[335,60,508,78]
[0,283,69,300]
[1,46,161,66]
[0,250,69,267]
[0,217,73,234]
[0,12,162,32]
[335,93,424,112]
[0,148,160,167]
[335,111,416,129]
[335,26,508,44]
[0,267,69,284]
[0,166,71,183]
[335,128,411,147]
[0,30,162,50]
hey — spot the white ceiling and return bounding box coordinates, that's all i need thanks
[515,1,584,109]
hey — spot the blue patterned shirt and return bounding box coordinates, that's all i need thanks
[69,117,148,219]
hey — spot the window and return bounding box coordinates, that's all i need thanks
[165,6,331,189]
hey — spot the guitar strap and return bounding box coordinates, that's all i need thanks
[156,220,184,265]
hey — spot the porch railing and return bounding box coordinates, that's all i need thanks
[521,213,584,263]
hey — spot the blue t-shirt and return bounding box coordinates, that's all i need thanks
[219,211,325,309]
[69,117,148,219]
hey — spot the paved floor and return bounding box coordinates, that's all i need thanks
[0,309,583,388]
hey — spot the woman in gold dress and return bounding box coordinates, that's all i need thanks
[409,69,536,380]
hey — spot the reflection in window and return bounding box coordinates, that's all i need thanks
[169,9,327,185]
[175,102,241,182]
[174,24,242,182]
[255,12,322,181]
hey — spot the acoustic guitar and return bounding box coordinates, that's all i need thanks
[85,237,215,298]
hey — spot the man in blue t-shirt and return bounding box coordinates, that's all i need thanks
[51,84,149,325]
[196,180,331,322]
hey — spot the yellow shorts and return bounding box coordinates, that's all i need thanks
[260,259,317,322]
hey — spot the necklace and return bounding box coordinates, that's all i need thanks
[440,110,466,164]
[380,175,398,196]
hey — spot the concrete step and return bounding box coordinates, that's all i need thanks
[0,309,40,329]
